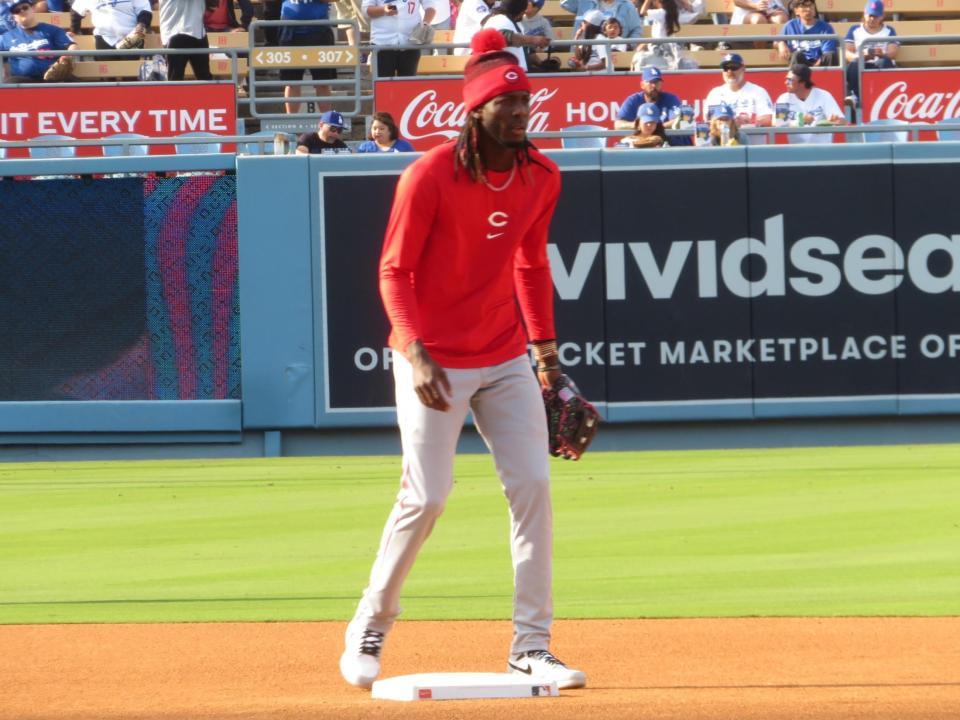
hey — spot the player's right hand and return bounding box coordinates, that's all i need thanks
[407,341,452,411]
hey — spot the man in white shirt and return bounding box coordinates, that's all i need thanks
[453,0,493,55]
[481,0,549,69]
[158,0,211,80]
[364,0,435,75]
[703,52,774,140]
[774,62,845,144]
[70,0,153,51]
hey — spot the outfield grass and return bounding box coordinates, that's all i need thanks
[1,446,958,624]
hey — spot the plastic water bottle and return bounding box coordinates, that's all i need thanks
[720,123,730,146]
[273,133,288,156]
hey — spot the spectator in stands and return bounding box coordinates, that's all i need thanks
[844,0,897,104]
[204,0,254,31]
[731,0,787,26]
[776,0,837,66]
[279,0,335,113]
[708,103,742,145]
[615,66,692,145]
[774,62,845,143]
[34,0,66,10]
[567,8,604,69]
[521,0,558,71]
[481,0,549,70]
[0,0,77,82]
[598,16,626,67]
[357,111,415,152]
[635,0,697,70]
[71,0,153,53]
[616,101,669,147]
[1,0,18,36]
[424,0,451,52]
[453,0,494,56]
[560,0,642,44]
[703,53,774,130]
[158,0,213,81]
[334,0,367,51]
[364,0,435,76]
[263,0,281,45]
[296,109,351,152]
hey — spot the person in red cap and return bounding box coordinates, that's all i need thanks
[339,27,587,693]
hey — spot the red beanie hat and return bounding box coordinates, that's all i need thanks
[462,29,532,111]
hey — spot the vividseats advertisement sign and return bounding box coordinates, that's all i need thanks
[317,149,960,421]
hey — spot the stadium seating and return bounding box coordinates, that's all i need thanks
[175,131,223,154]
[100,133,151,157]
[28,134,76,158]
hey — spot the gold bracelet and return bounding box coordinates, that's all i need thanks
[532,339,558,361]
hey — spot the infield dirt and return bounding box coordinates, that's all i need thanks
[2,617,959,719]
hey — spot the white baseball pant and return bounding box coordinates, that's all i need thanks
[349,351,553,654]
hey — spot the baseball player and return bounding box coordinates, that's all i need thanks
[339,28,586,692]
[703,52,774,128]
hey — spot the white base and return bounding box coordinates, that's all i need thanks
[370,672,559,702]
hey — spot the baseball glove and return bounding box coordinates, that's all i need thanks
[542,374,599,460]
[408,22,435,46]
[115,23,147,50]
[42,56,74,82]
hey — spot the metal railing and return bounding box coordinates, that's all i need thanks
[0,45,247,85]
[246,19,363,121]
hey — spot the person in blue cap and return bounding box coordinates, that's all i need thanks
[296,110,351,154]
[615,65,693,145]
[707,102,742,146]
[617,101,670,147]
[843,0,898,104]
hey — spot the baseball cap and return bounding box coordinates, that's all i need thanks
[531,0,546,7]
[582,9,606,26]
[711,103,735,120]
[638,103,660,123]
[320,110,345,129]
[720,52,744,70]
[10,0,35,8]
[642,66,663,82]
[864,0,883,15]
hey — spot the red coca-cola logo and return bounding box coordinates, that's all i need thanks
[398,87,558,142]
[869,80,960,122]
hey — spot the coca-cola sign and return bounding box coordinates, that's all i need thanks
[376,69,844,150]
[862,68,960,123]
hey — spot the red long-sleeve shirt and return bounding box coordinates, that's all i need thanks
[379,142,560,368]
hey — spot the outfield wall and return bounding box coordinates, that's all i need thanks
[2,143,960,454]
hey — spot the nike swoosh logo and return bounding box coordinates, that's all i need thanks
[486,232,504,239]
[508,662,533,675]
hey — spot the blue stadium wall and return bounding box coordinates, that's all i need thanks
[2,143,960,455]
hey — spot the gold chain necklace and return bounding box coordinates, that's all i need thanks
[482,162,517,192]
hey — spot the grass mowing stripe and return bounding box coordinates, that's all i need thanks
[0,447,958,624]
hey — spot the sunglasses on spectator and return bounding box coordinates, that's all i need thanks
[722,64,743,71]
[325,125,344,133]
[11,4,32,13]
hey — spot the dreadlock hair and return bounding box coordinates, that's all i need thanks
[453,112,547,185]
